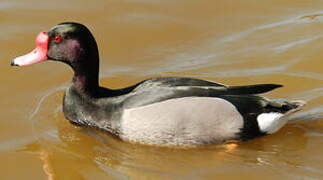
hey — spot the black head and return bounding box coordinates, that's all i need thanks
[11,22,99,72]
[11,22,100,93]
[47,22,99,67]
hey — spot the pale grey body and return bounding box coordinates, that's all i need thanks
[120,97,244,146]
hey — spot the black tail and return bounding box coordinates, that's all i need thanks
[226,84,283,95]
[267,100,306,114]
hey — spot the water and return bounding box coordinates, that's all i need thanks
[1,0,323,179]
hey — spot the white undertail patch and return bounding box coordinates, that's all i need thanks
[257,113,285,134]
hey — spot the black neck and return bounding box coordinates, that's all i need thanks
[71,44,100,96]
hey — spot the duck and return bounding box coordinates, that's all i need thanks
[11,22,305,146]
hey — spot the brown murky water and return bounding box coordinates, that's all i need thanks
[1,0,323,179]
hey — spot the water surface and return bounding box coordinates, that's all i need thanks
[1,0,323,179]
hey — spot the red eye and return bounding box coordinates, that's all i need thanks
[54,35,62,43]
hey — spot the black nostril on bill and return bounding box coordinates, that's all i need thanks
[11,60,17,66]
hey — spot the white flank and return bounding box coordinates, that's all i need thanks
[257,113,285,134]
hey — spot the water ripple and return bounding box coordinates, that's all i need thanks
[94,159,129,180]
[221,10,323,43]
[273,35,323,53]
[0,129,59,153]
[288,87,323,101]
[289,106,323,122]
[283,72,323,81]
[29,84,67,120]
